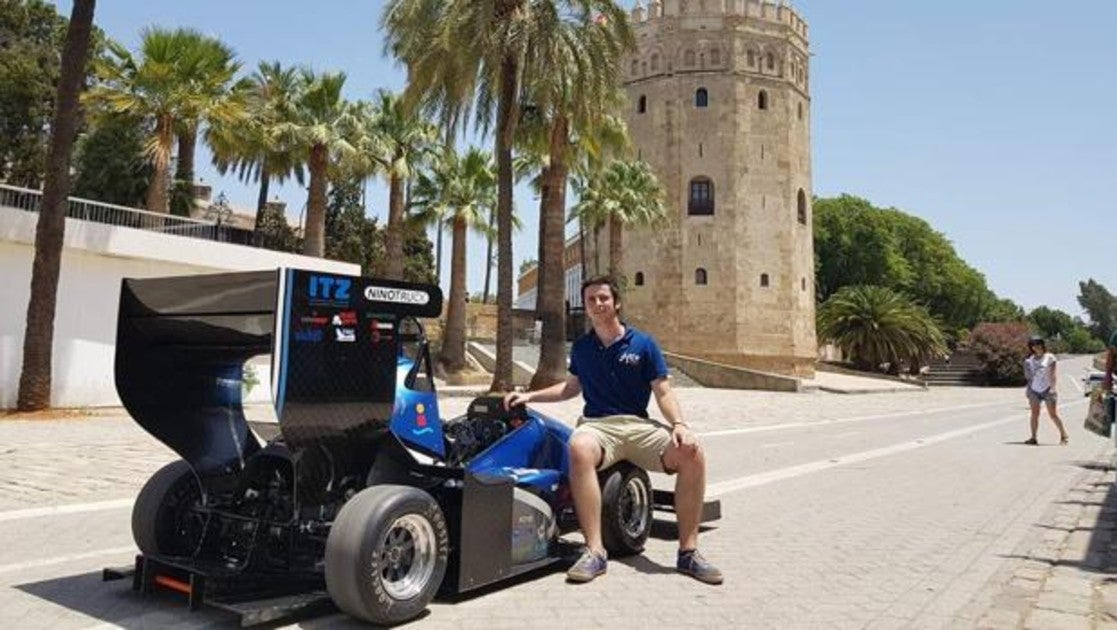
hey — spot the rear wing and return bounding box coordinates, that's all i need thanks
[115,269,442,475]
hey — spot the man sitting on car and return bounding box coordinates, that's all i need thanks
[504,276,722,585]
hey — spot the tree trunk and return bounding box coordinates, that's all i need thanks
[383,164,405,279]
[252,160,270,246]
[17,0,96,411]
[578,218,587,289]
[440,216,468,373]
[434,219,443,284]
[490,53,520,393]
[170,126,197,217]
[592,223,602,275]
[302,144,328,257]
[482,207,495,303]
[144,114,173,214]
[608,215,623,279]
[530,115,569,390]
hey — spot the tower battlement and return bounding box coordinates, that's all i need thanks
[631,0,808,40]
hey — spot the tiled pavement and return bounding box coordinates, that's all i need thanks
[2,359,1116,628]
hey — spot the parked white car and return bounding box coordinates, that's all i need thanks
[1083,370,1112,396]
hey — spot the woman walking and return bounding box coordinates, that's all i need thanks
[1023,336,1068,445]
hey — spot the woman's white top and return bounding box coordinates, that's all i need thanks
[1024,352,1056,392]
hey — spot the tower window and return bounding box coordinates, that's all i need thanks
[651,53,659,72]
[695,268,708,286]
[635,272,645,286]
[798,102,803,120]
[684,49,695,67]
[801,277,807,291]
[758,90,769,110]
[760,273,770,288]
[637,95,647,114]
[631,60,638,76]
[695,88,708,108]
[766,52,775,70]
[710,48,721,66]
[688,177,714,215]
[747,49,756,67]
[797,188,808,224]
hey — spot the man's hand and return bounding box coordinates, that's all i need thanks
[503,390,531,410]
[671,423,697,451]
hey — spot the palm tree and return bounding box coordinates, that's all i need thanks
[17,0,97,411]
[817,285,948,373]
[411,147,497,373]
[364,90,436,279]
[274,70,362,257]
[207,61,306,242]
[571,158,666,279]
[168,33,243,217]
[86,27,228,214]
[385,0,567,392]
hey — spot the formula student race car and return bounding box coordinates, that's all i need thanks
[106,269,719,626]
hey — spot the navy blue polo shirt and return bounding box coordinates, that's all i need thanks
[569,325,669,418]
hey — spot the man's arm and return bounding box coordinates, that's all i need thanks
[504,374,582,409]
[652,377,697,449]
[1104,343,1116,392]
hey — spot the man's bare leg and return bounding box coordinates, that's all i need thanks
[663,443,706,551]
[569,433,604,552]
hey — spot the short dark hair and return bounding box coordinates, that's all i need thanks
[580,275,622,304]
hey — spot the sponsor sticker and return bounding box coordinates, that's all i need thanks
[363,286,430,305]
[335,327,356,343]
[331,310,357,326]
[300,315,329,327]
[294,328,324,343]
[307,275,352,307]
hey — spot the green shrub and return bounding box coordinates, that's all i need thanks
[969,322,1030,385]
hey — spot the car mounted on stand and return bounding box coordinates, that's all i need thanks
[104,268,720,626]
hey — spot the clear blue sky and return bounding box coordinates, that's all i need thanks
[54,0,1116,319]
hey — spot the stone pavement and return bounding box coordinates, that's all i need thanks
[2,357,1116,628]
[973,457,1117,629]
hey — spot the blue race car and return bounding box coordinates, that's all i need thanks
[110,269,718,625]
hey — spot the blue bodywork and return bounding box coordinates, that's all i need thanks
[391,356,572,503]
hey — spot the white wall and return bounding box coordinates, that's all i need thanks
[0,205,359,408]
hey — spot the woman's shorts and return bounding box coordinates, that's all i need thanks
[1027,388,1058,404]
[572,415,674,474]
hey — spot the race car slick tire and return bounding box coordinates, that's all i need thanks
[131,459,204,557]
[325,485,449,625]
[600,463,653,557]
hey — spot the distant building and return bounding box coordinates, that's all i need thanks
[518,0,816,377]
[515,233,584,311]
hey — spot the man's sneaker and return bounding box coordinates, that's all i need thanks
[567,548,607,583]
[677,549,723,585]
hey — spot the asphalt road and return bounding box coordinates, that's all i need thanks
[0,355,1110,628]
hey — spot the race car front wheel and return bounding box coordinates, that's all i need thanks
[131,459,205,557]
[600,463,653,557]
[325,485,449,625]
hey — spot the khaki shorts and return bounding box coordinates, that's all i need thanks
[572,415,674,474]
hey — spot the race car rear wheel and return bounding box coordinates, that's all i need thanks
[600,463,652,557]
[325,485,449,625]
[131,459,205,557]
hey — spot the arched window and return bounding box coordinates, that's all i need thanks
[710,48,721,66]
[695,268,708,286]
[760,273,770,288]
[758,90,769,110]
[635,272,645,286]
[688,177,714,215]
[747,49,756,67]
[637,95,647,114]
[766,52,775,70]
[684,49,695,67]
[650,53,659,72]
[695,88,708,108]
[797,188,808,224]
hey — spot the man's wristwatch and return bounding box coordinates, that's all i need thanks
[671,422,689,429]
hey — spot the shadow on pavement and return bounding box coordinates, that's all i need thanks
[615,554,675,576]
[14,570,237,628]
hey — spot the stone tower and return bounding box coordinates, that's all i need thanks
[610,0,816,376]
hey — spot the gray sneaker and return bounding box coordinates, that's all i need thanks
[567,549,607,583]
[677,549,723,585]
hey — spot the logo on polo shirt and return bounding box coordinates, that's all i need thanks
[618,352,641,366]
